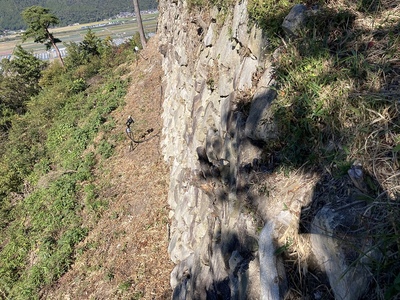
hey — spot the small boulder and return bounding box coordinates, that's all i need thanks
[282,4,308,37]
[311,205,373,299]
[245,65,278,142]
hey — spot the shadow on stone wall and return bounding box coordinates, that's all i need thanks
[188,8,400,300]
[168,3,399,299]
[171,229,258,299]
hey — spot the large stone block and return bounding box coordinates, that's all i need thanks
[245,88,277,142]
[245,65,278,142]
[204,22,216,47]
[282,4,308,37]
[235,56,259,91]
[311,205,373,300]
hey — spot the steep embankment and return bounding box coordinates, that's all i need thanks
[42,38,173,299]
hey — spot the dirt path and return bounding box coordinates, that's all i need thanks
[43,37,173,299]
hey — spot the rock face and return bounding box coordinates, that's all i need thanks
[157,1,373,299]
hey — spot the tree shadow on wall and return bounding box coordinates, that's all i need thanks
[191,4,400,300]
[191,103,335,299]
[171,228,259,299]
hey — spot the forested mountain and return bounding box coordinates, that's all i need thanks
[0,0,158,30]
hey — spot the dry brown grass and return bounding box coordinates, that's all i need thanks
[260,0,400,298]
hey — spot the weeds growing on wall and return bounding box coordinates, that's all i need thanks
[187,0,235,15]
[247,0,295,49]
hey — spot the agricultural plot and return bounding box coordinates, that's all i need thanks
[0,13,158,58]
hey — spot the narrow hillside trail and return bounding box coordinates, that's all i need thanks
[42,37,173,299]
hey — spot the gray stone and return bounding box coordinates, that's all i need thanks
[245,71,278,143]
[229,250,244,271]
[228,250,244,299]
[232,0,249,42]
[235,56,259,91]
[348,161,369,193]
[311,206,372,300]
[171,254,195,290]
[206,128,223,162]
[259,221,280,300]
[213,25,239,69]
[219,65,234,97]
[174,47,188,66]
[247,257,261,300]
[247,25,268,62]
[244,62,277,142]
[204,22,216,47]
[282,4,308,37]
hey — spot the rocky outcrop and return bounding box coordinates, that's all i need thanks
[157,1,373,298]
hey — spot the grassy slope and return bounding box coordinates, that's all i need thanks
[42,37,173,299]
[0,37,172,299]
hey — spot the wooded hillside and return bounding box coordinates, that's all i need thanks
[0,0,157,30]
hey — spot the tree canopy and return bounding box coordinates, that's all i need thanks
[21,6,65,67]
[21,6,59,43]
[0,46,46,131]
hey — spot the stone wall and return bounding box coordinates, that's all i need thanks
[157,1,372,299]
[157,0,282,297]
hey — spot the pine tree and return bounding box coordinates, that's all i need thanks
[21,6,65,67]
